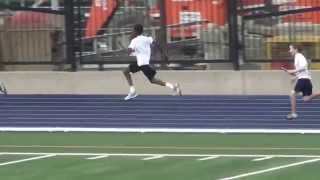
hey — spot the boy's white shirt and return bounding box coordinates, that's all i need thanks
[294,53,311,79]
[128,35,153,66]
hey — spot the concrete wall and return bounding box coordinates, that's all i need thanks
[0,70,319,95]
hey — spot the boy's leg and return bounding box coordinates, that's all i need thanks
[141,65,182,95]
[150,77,182,96]
[303,93,320,102]
[0,82,7,95]
[149,77,166,86]
[123,64,139,100]
[287,91,298,120]
[286,80,305,120]
[123,67,134,87]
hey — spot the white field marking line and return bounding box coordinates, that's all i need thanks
[3,127,320,134]
[142,155,165,160]
[0,154,56,167]
[218,158,320,180]
[3,145,320,151]
[2,152,320,158]
[252,156,273,162]
[197,156,219,161]
[86,155,109,160]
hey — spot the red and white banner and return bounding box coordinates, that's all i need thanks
[85,0,118,38]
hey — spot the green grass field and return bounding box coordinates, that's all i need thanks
[0,132,320,180]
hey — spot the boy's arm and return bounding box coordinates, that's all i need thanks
[281,67,305,76]
[281,67,306,76]
[128,48,134,55]
[128,39,135,55]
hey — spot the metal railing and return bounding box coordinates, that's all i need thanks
[1,0,320,71]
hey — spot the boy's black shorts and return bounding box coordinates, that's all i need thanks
[129,62,156,81]
[294,79,313,96]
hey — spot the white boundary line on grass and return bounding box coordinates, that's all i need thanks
[252,156,273,162]
[0,154,56,166]
[2,152,320,158]
[2,152,319,179]
[197,156,219,161]
[3,145,320,151]
[2,127,320,134]
[218,158,320,180]
[86,155,109,160]
[142,155,165,160]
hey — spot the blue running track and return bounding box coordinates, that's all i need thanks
[1,95,320,132]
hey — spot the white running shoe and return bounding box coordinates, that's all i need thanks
[0,82,7,96]
[286,113,298,120]
[124,91,138,101]
[172,83,182,96]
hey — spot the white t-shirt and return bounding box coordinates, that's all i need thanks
[294,53,311,79]
[128,35,153,66]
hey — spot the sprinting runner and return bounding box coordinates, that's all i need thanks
[123,24,182,100]
[282,44,320,119]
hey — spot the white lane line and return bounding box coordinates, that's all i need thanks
[252,156,273,162]
[218,158,320,180]
[142,155,165,160]
[197,156,219,161]
[86,155,109,160]
[0,154,56,167]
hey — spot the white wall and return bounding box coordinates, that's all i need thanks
[0,70,318,95]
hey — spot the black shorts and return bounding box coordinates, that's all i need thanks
[128,62,156,81]
[294,79,313,96]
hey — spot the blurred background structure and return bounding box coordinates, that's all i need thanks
[0,0,319,71]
